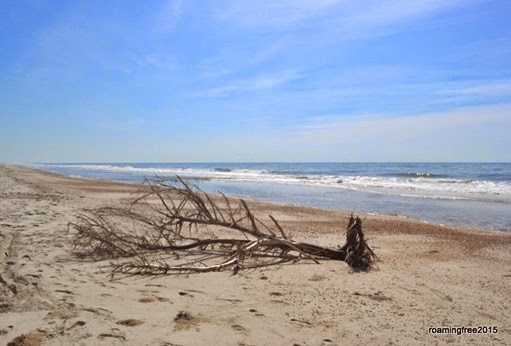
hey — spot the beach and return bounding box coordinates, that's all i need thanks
[1,163,510,345]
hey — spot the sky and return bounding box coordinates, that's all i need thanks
[0,0,510,162]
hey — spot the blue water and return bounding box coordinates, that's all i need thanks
[31,162,511,232]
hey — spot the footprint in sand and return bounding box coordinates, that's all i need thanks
[269,292,283,297]
[248,309,264,317]
[231,324,247,333]
[98,332,126,341]
[117,319,144,327]
[81,307,113,318]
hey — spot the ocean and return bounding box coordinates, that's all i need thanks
[31,162,511,232]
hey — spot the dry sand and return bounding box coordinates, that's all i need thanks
[0,164,510,346]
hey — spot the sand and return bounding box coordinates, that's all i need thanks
[0,164,510,346]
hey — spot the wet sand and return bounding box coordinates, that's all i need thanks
[1,164,510,345]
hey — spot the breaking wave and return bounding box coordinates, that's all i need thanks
[32,163,511,204]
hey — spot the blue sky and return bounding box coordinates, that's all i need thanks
[1,0,510,162]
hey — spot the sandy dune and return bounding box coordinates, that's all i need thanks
[0,164,510,345]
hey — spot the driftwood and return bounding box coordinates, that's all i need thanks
[70,177,377,275]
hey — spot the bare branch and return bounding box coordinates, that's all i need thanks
[69,177,378,276]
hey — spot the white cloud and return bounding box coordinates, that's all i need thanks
[289,103,510,160]
[214,0,342,28]
[243,77,511,109]
[199,84,243,98]
[178,103,511,162]
[232,103,510,161]
[330,79,511,99]
[214,0,482,38]
[131,54,178,71]
[452,81,511,96]
[344,0,470,27]
[296,103,509,135]
[196,70,303,97]
[253,70,304,90]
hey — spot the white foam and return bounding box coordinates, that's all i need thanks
[33,163,511,203]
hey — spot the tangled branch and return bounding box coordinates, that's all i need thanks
[70,177,377,275]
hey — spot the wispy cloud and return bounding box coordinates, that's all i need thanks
[324,79,511,99]
[252,70,304,89]
[237,77,511,113]
[258,103,511,161]
[344,0,472,27]
[294,103,510,141]
[199,84,242,98]
[214,0,482,38]
[196,70,304,97]
[214,0,342,28]
[196,39,289,81]
[184,103,511,162]
[450,80,511,96]
[2,0,509,162]
[130,53,178,71]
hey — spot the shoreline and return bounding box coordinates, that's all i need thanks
[1,163,510,345]
[17,163,508,234]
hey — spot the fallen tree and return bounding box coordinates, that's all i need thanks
[70,177,377,276]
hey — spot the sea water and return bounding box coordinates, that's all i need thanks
[31,162,511,231]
